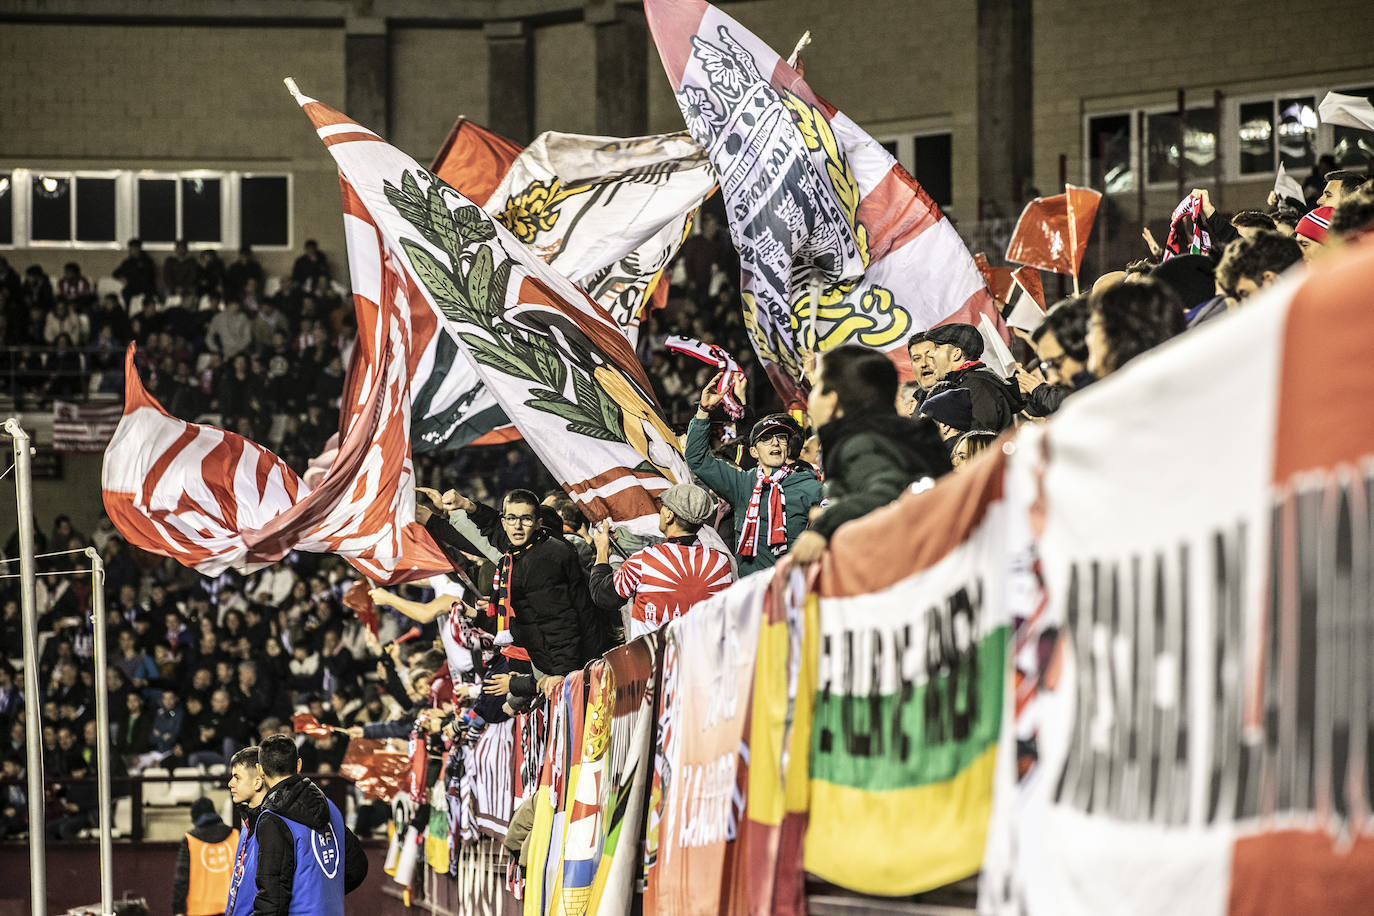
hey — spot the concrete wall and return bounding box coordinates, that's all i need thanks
[0,22,347,282]
[390,25,490,164]
[534,21,598,135]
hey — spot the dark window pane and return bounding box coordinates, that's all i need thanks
[0,173,11,246]
[240,176,290,248]
[1147,108,1216,184]
[1185,107,1217,181]
[913,133,953,207]
[31,174,72,242]
[1087,114,1133,193]
[138,179,176,243]
[181,177,221,243]
[1332,87,1374,167]
[1277,96,1316,172]
[75,177,116,242]
[1238,101,1274,175]
[879,140,899,159]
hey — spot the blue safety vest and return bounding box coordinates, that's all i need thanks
[224,800,346,916]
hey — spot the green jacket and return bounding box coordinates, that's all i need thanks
[811,412,952,540]
[684,416,822,576]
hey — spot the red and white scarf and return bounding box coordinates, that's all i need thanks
[736,466,792,558]
[666,335,747,419]
[1163,194,1211,260]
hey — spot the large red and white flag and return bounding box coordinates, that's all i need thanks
[100,175,450,584]
[289,84,689,535]
[646,0,1000,405]
[982,239,1374,916]
[411,119,714,453]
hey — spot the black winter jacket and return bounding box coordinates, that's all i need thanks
[931,362,1023,432]
[252,775,368,916]
[172,813,235,915]
[1024,382,1070,417]
[427,505,610,676]
[811,413,953,540]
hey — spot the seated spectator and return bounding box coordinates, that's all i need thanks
[207,300,252,360]
[589,483,735,639]
[56,262,93,306]
[0,756,26,840]
[162,240,199,299]
[292,239,332,293]
[224,247,264,302]
[791,346,953,563]
[922,323,1023,433]
[47,756,98,842]
[116,691,153,766]
[112,239,157,307]
[150,689,185,755]
[1086,279,1186,380]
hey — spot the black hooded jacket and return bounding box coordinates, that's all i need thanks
[252,774,367,915]
[426,503,611,675]
[172,812,236,915]
[812,412,953,540]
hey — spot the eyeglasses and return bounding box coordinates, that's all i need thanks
[754,432,790,445]
[501,514,537,527]
[1038,355,1065,374]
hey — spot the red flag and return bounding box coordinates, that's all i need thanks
[429,117,522,207]
[342,581,378,636]
[1011,266,1047,310]
[1005,185,1102,276]
[974,253,1017,306]
[291,713,335,738]
[339,737,412,802]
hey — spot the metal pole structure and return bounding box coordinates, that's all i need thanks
[88,547,114,916]
[4,417,45,916]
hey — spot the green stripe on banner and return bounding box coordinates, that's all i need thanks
[810,626,1008,792]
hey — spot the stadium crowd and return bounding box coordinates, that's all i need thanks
[0,164,1371,850]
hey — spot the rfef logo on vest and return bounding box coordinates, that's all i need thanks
[201,842,232,873]
[313,825,339,879]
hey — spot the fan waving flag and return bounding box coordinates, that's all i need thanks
[290,83,689,535]
[411,120,715,453]
[647,0,999,406]
[101,172,450,585]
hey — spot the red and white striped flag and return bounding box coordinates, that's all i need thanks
[52,401,122,453]
[100,174,451,584]
[288,82,689,536]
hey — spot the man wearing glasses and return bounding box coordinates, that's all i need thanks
[1014,297,1092,417]
[422,487,610,698]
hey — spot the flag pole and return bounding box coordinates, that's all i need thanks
[807,279,821,353]
[87,547,114,916]
[1065,182,1081,296]
[4,418,46,916]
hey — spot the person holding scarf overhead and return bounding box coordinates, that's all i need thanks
[686,374,822,577]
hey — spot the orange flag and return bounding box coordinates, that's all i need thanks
[429,117,523,207]
[1011,265,1047,310]
[1005,185,1102,277]
[974,252,1017,306]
